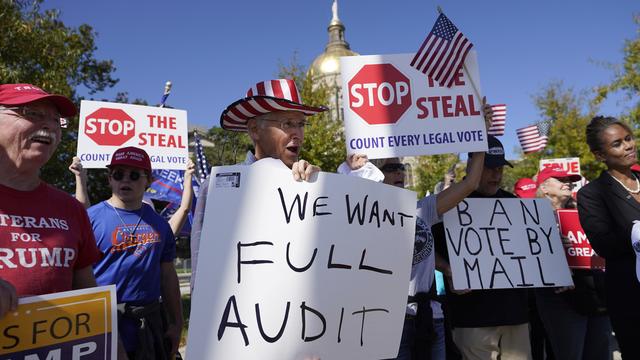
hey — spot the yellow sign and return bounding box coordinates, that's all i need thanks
[0,285,117,359]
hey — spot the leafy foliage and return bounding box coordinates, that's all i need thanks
[1,0,118,199]
[205,127,252,166]
[411,154,460,198]
[593,14,640,127]
[278,57,346,172]
[502,82,604,189]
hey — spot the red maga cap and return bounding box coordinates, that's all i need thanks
[536,166,581,187]
[0,84,77,117]
[107,146,152,172]
[514,178,537,198]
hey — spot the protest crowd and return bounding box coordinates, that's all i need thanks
[2,6,640,360]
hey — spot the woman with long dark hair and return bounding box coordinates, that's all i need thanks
[577,116,640,359]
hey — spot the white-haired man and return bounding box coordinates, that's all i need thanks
[190,79,327,288]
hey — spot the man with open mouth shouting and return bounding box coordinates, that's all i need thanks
[89,146,183,360]
[190,79,328,290]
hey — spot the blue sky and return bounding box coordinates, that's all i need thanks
[46,0,638,158]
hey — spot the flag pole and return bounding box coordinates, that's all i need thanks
[159,81,172,108]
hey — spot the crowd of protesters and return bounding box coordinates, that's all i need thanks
[0,81,639,360]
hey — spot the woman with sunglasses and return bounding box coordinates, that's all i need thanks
[578,116,640,358]
[70,155,196,237]
[88,146,183,360]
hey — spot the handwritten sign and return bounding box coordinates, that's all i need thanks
[340,51,487,159]
[187,159,416,360]
[556,209,605,270]
[0,286,117,359]
[77,100,188,169]
[443,199,573,290]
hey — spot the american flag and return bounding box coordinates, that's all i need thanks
[410,13,473,88]
[194,131,210,182]
[517,124,548,154]
[487,104,506,136]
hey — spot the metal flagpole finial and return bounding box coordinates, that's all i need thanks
[164,81,172,94]
[437,5,443,14]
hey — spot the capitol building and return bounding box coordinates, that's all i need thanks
[308,0,417,187]
[308,0,358,123]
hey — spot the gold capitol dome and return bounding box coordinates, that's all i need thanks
[309,0,358,121]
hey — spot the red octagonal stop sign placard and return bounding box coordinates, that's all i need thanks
[348,64,412,125]
[84,108,136,146]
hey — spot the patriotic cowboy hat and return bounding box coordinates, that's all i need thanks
[220,79,327,132]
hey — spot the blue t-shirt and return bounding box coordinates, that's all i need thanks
[89,201,176,351]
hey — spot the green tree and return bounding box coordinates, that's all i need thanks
[502,82,604,189]
[278,57,345,172]
[594,14,640,126]
[205,127,252,166]
[411,154,460,198]
[1,0,118,197]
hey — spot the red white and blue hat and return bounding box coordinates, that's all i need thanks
[220,79,327,132]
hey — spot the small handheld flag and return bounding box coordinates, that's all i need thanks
[410,13,473,88]
[194,131,210,182]
[487,104,506,136]
[517,124,548,154]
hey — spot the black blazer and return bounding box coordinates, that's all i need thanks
[577,170,640,305]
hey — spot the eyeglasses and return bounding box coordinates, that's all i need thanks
[110,170,148,181]
[380,163,407,173]
[0,106,66,128]
[260,118,309,131]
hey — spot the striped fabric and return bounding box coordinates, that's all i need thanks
[220,79,327,132]
[410,13,473,87]
[517,124,548,154]
[194,131,210,182]
[487,104,506,136]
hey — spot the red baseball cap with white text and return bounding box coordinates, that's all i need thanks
[536,166,582,187]
[0,84,77,117]
[107,146,152,172]
[514,178,537,198]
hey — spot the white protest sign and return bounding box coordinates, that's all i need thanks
[187,159,416,360]
[77,100,188,169]
[443,198,573,290]
[340,51,487,159]
[539,157,581,175]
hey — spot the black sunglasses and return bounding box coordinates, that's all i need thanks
[380,163,406,172]
[110,170,147,181]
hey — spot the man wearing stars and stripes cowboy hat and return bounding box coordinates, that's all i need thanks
[190,78,328,289]
[220,78,327,172]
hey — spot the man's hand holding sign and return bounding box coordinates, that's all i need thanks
[187,160,417,359]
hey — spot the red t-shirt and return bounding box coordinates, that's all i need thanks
[0,182,100,296]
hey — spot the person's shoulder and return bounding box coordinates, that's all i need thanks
[495,189,517,198]
[578,172,608,195]
[87,201,106,216]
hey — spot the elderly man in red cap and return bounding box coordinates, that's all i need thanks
[190,78,327,288]
[0,84,101,317]
[88,146,183,360]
